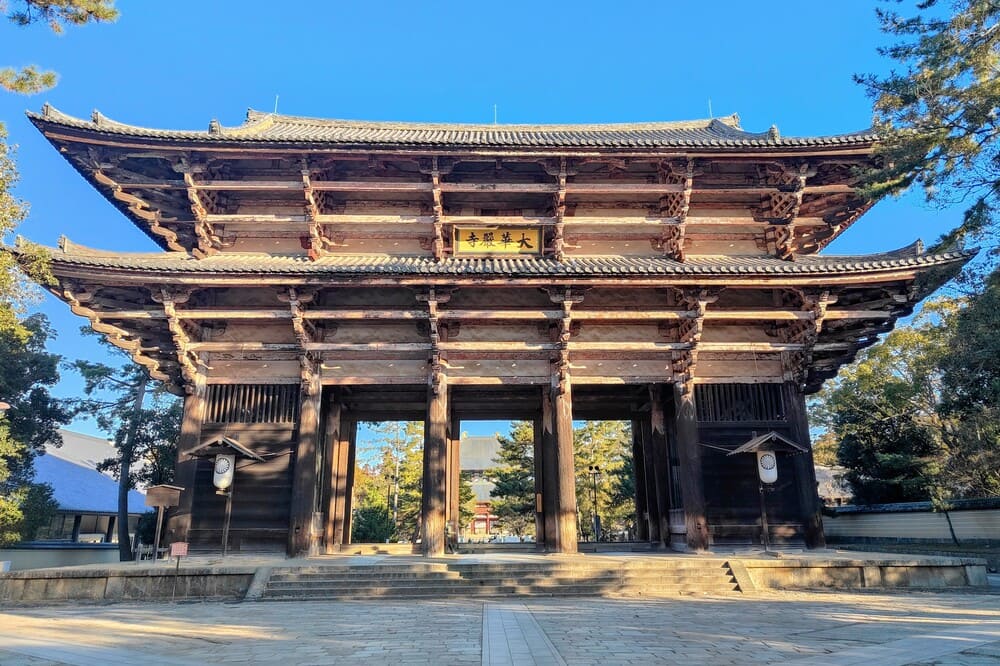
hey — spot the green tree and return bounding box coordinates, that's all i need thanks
[71,338,180,561]
[487,421,535,538]
[574,421,632,540]
[856,0,1000,267]
[936,272,1000,496]
[0,314,69,545]
[810,305,953,504]
[2,1,118,337]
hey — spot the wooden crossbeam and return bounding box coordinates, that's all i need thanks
[101,306,896,322]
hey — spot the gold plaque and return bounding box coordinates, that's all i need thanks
[452,227,542,256]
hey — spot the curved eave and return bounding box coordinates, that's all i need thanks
[25,246,974,291]
[27,107,878,155]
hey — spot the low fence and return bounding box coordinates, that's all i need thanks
[0,543,121,572]
[823,498,1000,546]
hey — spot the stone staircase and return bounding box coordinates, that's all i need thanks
[258,559,741,601]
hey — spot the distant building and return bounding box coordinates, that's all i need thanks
[32,430,147,543]
[815,465,852,507]
[460,435,500,537]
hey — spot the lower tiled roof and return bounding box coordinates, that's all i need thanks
[35,246,973,277]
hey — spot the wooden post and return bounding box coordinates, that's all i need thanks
[673,382,710,551]
[421,381,449,556]
[648,385,674,546]
[323,399,342,553]
[540,391,559,552]
[328,411,352,549]
[786,382,826,548]
[639,414,661,544]
[447,413,461,544]
[630,418,649,542]
[343,419,358,544]
[532,417,546,549]
[166,381,205,544]
[551,383,578,554]
[289,372,322,557]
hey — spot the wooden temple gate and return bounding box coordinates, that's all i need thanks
[16,106,972,556]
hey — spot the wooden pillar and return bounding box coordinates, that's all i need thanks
[630,418,649,542]
[786,382,826,549]
[343,419,358,544]
[327,409,352,550]
[539,391,559,552]
[166,383,206,543]
[420,381,449,556]
[648,385,674,546]
[673,382,710,551]
[639,414,661,544]
[532,417,546,549]
[289,372,322,557]
[446,414,461,543]
[551,383,578,554]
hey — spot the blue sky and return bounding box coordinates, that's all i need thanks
[0,1,962,440]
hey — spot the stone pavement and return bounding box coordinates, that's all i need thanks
[0,590,998,665]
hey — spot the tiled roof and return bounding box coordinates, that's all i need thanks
[33,243,972,278]
[28,105,877,150]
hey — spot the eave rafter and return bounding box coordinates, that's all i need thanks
[59,280,171,384]
[83,148,184,252]
[151,286,205,392]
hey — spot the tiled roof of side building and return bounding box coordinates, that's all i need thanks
[28,105,878,150]
[26,240,974,278]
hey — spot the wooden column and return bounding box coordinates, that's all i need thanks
[539,391,559,552]
[786,382,826,548]
[551,383,578,554]
[343,419,358,544]
[289,372,322,557]
[446,414,461,543]
[639,414,661,544]
[166,382,206,543]
[532,418,546,549]
[648,385,674,546]
[327,410,353,550]
[630,418,649,543]
[673,383,710,551]
[420,381,449,556]
[322,400,342,553]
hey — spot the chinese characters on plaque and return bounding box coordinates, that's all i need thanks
[452,227,542,256]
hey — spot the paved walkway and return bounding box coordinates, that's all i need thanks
[0,590,998,665]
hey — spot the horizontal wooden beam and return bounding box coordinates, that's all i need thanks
[104,307,894,322]
[117,179,856,197]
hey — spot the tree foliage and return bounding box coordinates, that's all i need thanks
[70,334,180,560]
[856,0,1000,261]
[574,421,632,540]
[2,0,118,94]
[811,295,1000,503]
[0,313,68,545]
[487,421,536,538]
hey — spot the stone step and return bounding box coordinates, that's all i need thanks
[262,582,739,600]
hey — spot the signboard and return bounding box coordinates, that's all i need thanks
[170,542,189,557]
[145,484,184,508]
[452,227,542,256]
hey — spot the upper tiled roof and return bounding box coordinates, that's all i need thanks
[30,240,972,279]
[28,105,878,150]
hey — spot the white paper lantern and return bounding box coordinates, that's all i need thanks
[756,450,778,484]
[213,453,236,490]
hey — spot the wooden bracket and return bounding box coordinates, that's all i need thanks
[91,170,185,253]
